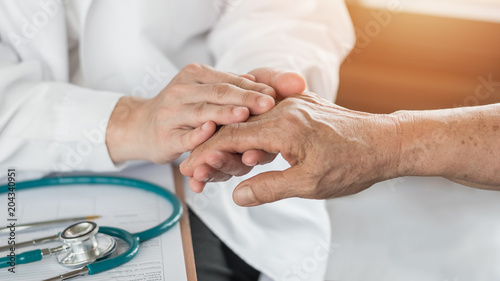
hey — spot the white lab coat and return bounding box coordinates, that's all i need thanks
[0,1,355,280]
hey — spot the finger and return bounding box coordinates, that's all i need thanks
[177,121,217,152]
[181,84,275,115]
[204,151,253,176]
[192,164,214,182]
[248,68,306,100]
[189,177,206,193]
[206,71,276,98]
[193,164,232,182]
[188,171,232,193]
[180,158,195,177]
[275,72,307,99]
[232,166,304,206]
[184,121,275,169]
[241,150,277,166]
[182,152,243,180]
[240,73,256,82]
[209,172,232,182]
[180,103,250,127]
[178,63,276,98]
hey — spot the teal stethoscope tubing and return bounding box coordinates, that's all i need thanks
[0,176,183,275]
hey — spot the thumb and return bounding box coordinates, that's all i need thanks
[232,166,303,206]
[248,68,306,100]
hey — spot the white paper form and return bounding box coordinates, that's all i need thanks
[0,164,187,281]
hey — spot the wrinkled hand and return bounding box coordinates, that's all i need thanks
[106,63,278,164]
[180,67,307,191]
[181,92,402,206]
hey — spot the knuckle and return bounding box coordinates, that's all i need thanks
[213,83,232,101]
[193,103,207,121]
[182,63,204,75]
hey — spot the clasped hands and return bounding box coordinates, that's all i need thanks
[177,67,403,207]
[106,63,402,208]
[180,90,403,206]
[106,64,307,162]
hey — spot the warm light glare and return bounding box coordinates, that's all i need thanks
[337,0,500,113]
[347,0,500,23]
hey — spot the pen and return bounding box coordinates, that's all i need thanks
[0,234,60,252]
[0,215,100,233]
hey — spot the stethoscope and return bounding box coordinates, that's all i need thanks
[0,176,183,280]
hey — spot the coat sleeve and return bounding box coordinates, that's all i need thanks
[208,0,355,101]
[0,39,124,176]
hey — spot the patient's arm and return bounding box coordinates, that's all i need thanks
[181,92,500,206]
[395,104,500,190]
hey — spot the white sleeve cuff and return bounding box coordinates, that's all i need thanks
[51,84,125,172]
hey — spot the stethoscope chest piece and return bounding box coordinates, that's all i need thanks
[57,221,116,268]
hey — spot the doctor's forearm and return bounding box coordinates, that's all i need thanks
[394,104,500,189]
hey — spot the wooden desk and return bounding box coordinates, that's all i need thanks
[173,166,198,281]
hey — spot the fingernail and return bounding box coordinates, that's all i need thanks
[258,97,272,108]
[263,88,274,96]
[201,174,212,183]
[232,107,246,117]
[247,160,258,167]
[202,122,210,131]
[233,186,257,206]
[243,158,257,166]
[180,159,191,167]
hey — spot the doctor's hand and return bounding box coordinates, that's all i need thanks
[181,92,401,206]
[105,63,278,164]
[180,67,307,191]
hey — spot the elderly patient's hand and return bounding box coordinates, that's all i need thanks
[180,92,402,206]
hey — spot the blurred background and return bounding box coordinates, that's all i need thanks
[336,0,500,113]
